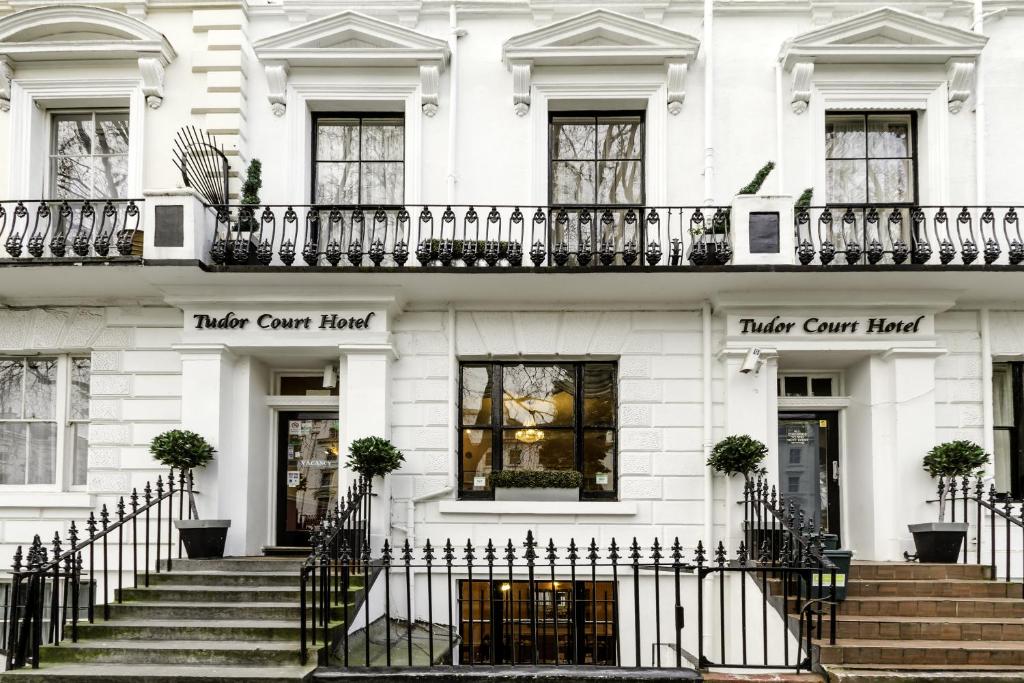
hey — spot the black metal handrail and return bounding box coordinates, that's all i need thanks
[205,204,732,269]
[939,476,1024,595]
[742,476,837,571]
[0,199,143,260]
[2,469,191,671]
[795,205,1022,266]
[299,476,371,665]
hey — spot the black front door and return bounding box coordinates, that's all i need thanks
[276,411,339,546]
[777,412,841,541]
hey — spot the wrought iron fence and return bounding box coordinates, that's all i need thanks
[795,206,1022,266]
[299,476,371,665]
[309,529,835,672]
[936,476,1024,594]
[0,200,143,260]
[2,469,189,671]
[205,204,733,268]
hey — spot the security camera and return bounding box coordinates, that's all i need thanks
[739,347,763,375]
[322,364,338,389]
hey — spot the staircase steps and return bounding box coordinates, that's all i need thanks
[1,555,365,682]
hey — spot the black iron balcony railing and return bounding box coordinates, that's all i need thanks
[0,200,143,260]
[206,204,733,268]
[796,205,1022,266]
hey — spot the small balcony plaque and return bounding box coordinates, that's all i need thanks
[749,211,780,254]
[154,205,184,248]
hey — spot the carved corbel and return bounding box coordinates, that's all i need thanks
[137,57,165,109]
[511,62,531,117]
[790,62,814,114]
[666,61,687,115]
[265,63,289,117]
[0,58,11,113]
[420,64,440,117]
[947,59,975,114]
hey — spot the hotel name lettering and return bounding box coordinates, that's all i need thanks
[193,311,376,331]
[739,315,926,336]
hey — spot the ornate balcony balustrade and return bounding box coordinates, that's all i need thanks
[0,200,143,260]
[206,204,733,269]
[795,205,1023,267]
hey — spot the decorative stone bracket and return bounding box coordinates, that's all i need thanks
[666,61,687,115]
[420,64,440,117]
[265,63,288,117]
[138,56,166,109]
[0,58,10,112]
[946,59,975,114]
[790,61,814,114]
[511,62,531,117]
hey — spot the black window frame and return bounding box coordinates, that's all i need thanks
[824,110,919,207]
[993,361,1024,499]
[458,361,618,501]
[310,112,405,206]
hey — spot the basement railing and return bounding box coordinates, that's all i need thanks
[0,200,143,260]
[1,469,190,671]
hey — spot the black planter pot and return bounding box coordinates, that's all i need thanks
[908,522,967,563]
[175,519,231,559]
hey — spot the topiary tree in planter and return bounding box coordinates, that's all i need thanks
[150,429,229,558]
[707,434,768,482]
[909,440,990,563]
[345,436,405,480]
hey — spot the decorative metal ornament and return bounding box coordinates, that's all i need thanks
[577,239,593,267]
[819,241,836,266]
[553,241,570,267]
[891,239,909,265]
[1008,240,1024,266]
[393,240,409,267]
[983,239,1001,265]
[688,241,708,266]
[599,240,616,266]
[369,239,386,267]
[645,241,662,266]
[461,240,478,267]
[256,240,273,265]
[938,240,956,265]
[279,239,296,266]
[95,232,112,257]
[866,240,884,265]
[961,240,979,265]
[27,233,44,258]
[438,239,454,267]
[415,239,432,266]
[796,239,815,266]
[324,241,342,267]
[72,230,90,258]
[911,241,931,264]
[714,241,733,265]
[210,238,227,265]
[483,240,499,267]
[346,240,363,267]
[530,240,546,267]
[844,242,862,265]
[623,240,639,266]
[301,241,318,266]
[231,237,250,265]
[506,241,523,266]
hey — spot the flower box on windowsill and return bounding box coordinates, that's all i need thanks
[490,469,582,502]
[494,486,580,502]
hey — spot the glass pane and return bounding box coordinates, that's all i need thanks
[278,375,338,397]
[994,365,1014,426]
[0,423,27,484]
[583,429,614,492]
[994,429,1012,493]
[502,364,575,427]
[778,419,823,529]
[462,429,492,491]
[54,114,92,155]
[0,359,23,419]
[783,376,808,397]
[597,118,642,159]
[316,120,359,161]
[551,118,595,159]
[284,418,338,536]
[92,155,129,199]
[583,364,615,426]
[69,358,91,420]
[502,429,574,471]
[826,159,866,204]
[597,161,642,204]
[24,359,57,420]
[811,377,833,397]
[94,113,130,155]
[459,581,494,665]
[868,159,913,204]
[360,119,403,161]
[54,156,93,200]
[72,422,89,486]
[825,115,865,158]
[868,115,910,157]
[360,162,403,205]
[315,162,359,204]
[27,422,57,485]
[552,161,595,205]
[461,366,494,426]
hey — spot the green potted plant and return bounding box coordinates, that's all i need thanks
[910,440,990,562]
[345,436,405,482]
[231,159,262,264]
[707,434,768,482]
[149,429,229,559]
[492,469,582,502]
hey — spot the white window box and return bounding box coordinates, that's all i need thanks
[438,500,636,516]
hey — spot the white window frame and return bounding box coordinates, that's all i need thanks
[0,354,90,492]
[778,371,843,398]
[8,78,144,199]
[49,108,132,200]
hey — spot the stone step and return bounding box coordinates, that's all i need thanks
[845,579,1022,599]
[38,640,303,666]
[117,586,304,603]
[157,557,307,573]
[826,665,1024,682]
[834,597,1024,618]
[75,619,302,641]
[848,562,994,582]
[0,663,314,682]
[147,571,301,587]
[106,601,352,622]
[827,615,1024,641]
[817,639,1024,666]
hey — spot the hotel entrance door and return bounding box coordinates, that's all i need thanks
[276,412,339,546]
[777,412,841,540]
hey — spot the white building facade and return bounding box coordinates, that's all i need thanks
[1,0,1024,672]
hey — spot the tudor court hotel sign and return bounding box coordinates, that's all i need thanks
[179,305,390,348]
[192,311,377,331]
[728,313,933,338]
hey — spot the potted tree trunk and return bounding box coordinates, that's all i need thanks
[493,469,582,502]
[150,429,231,559]
[910,440,990,563]
[345,436,405,547]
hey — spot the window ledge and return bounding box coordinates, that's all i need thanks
[0,492,94,508]
[438,500,636,516]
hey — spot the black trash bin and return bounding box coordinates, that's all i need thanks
[812,548,852,601]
